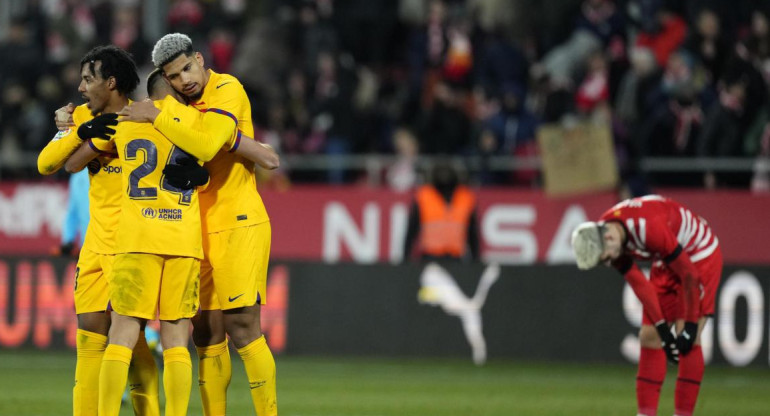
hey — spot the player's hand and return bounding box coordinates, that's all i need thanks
[676,321,699,356]
[55,103,75,130]
[77,113,118,141]
[655,322,679,364]
[163,157,209,190]
[118,99,160,123]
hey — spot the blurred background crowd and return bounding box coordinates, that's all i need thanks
[2,0,770,192]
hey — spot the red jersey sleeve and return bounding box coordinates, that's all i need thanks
[614,255,665,324]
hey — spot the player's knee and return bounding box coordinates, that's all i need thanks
[191,313,227,347]
[191,325,226,347]
[224,318,261,347]
[638,325,661,348]
[77,312,110,335]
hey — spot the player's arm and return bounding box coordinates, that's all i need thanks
[614,255,665,324]
[64,139,109,173]
[664,245,702,355]
[119,98,237,162]
[39,112,118,175]
[232,135,280,170]
[38,129,85,175]
[615,255,679,362]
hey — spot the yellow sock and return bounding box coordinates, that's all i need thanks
[128,332,160,416]
[196,339,232,416]
[237,336,277,416]
[98,344,133,416]
[163,347,193,416]
[74,329,107,416]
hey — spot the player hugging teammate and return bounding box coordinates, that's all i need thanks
[39,34,279,416]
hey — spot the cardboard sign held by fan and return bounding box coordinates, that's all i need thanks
[537,119,618,196]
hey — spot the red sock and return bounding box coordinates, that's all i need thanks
[637,347,667,416]
[675,345,704,416]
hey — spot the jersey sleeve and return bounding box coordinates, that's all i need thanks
[37,105,98,175]
[37,129,83,175]
[206,81,250,150]
[87,137,116,154]
[621,260,666,324]
[152,95,238,161]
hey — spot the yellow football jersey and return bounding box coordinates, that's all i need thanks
[38,104,122,255]
[154,70,269,234]
[110,114,204,259]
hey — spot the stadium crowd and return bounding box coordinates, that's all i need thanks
[2,0,770,190]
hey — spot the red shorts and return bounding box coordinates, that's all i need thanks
[642,246,723,325]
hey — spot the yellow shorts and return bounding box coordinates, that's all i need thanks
[200,222,271,311]
[109,253,200,321]
[73,249,114,314]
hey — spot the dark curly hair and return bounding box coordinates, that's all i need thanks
[80,45,140,96]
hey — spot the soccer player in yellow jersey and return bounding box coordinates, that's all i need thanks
[37,45,163,416]
[120,33,278,416]
[64,73,215,416]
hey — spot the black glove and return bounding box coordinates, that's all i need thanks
[77,113,118,141]
[163,157,209,190]
[676,321,699,356]
[655,322,679,364]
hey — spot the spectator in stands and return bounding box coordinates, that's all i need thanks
[683,7,728,86]
[635,2,688,68]
[417,80,471,155]
[743,100,770,192]
[576,0,626,49]
[403,163,480,263]
[745,8,770,65]
[207,27,236,73]
[474,29,529,97]
[0,17,44,92]
[385,127,420,192]
[406,0,450,114]
[110,3,150,67]
[638,83,703,186]
[615,47,660,128]
[477,82,539,186]
[697,73,749,188]
[310,50,357,183]
[292,0,338,76]
[575,51,610,115]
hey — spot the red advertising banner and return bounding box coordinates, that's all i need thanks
[0,256,289,351]
[2,183,769,264]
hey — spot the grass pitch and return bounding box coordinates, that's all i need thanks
[0,350,768,416]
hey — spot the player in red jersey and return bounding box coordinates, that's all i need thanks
[571,195,722,416]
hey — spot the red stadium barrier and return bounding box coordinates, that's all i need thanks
[2,183,769,264]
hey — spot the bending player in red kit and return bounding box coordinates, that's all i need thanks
[571,195,722,416]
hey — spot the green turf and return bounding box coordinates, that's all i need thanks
[0,350,768,416]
